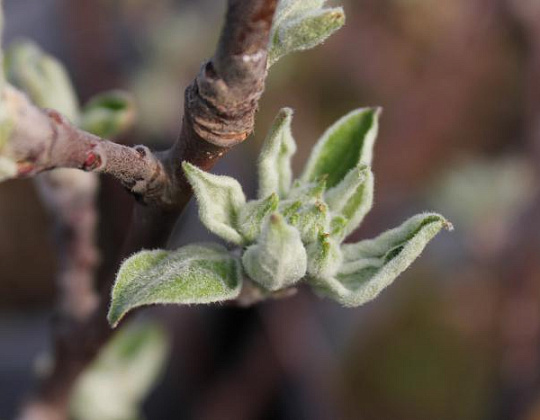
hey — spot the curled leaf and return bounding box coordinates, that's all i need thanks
[258,108,297,199]
[242,213,307,291]
[310,213,451,307]
[301,107,380,188]
[108,244,242,327]
[324,164,369,214]
[183,162,246,245]
[273,0,326,28]
[81,91,136,138]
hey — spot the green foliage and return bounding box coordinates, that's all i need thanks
[70,322,169,420]
[108,244,242,327]
[109,105,450,326]
[80,91,136,138]
[269,0,345,67]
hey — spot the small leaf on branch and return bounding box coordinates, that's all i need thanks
[183,162,246,245]
[269,6,345,67]
[238,193,279,243]
[108,244,243,327]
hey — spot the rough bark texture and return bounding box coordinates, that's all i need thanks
[15,1,278,419]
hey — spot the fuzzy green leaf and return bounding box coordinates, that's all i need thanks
[70,322,168,420]
[269,7,345,67]
[307,233,343,279]
[238,193,279,243]
[324,164,369,214]
[310,213,452,307]
[258,108,297,199]
[340,168,375,238]
[81,91,136,138]
[242,213,307,291]
[301,108,380,188]
[5,40,80,122]
[274,0,326,28]
[183,162,246,245]
[108,244,242,327]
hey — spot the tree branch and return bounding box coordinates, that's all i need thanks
[17,1,278,419]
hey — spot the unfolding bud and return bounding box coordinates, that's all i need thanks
[287,200,330,244]
[238,193,279,243]
[242,213,307,291]
[80,91,136,138]
[307,233,342,279]
[5,40,80,122]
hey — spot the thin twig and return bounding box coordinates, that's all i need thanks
[17,1,278,419]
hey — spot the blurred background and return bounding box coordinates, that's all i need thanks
[2,0,540,419]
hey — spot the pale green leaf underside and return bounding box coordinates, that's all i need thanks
[274,0,326,29]
[310,213,451,307]
[108,244,242,327]
[70,322,168,420]
[302,108,380,188]
[183,162,246,245]
[258,107,297,199]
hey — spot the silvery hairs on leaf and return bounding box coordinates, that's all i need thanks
[183,162,246,245]
[310,213,452,307]
[70,322,168,420]
[242,213,307,291]
[258,107,296,199]
[269,0,345,67]
[108,244,242,327]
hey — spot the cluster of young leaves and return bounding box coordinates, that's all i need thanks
[108,105,452,326]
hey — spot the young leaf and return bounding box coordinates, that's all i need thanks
[273,0,326,29]
[108,244,242,327]
[301,108,380,188]
[5,40,80,122]
[324,164,369,213]
[340,168,375,238]
[183,162,246,245]
[70,322,168,420]
[309,213,452,307]
[307,233,343,279]
[269,7,345,67]
[242,213,307,291]
[238,193,279,243]
[80,91,136,138]
[258,108,297,199]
